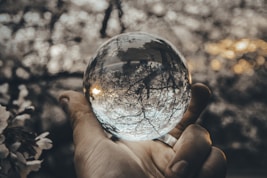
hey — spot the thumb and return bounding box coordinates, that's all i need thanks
[59,91,107,147]
[169,83,212,138]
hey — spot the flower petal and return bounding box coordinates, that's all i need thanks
[36,138,53,150]
[0,105,10,134]
[35,132,50,140]
[26,160,43,172]
[12,114,31,127]
[10,142,21,152]
[0,134,5,144]
[0,144,9,159]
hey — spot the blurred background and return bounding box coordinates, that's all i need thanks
[0,0,266,177]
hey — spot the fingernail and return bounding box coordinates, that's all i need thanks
[171,160,189,176]
[60,97,69,104]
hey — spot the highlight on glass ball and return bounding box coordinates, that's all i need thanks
[83,32,191,141]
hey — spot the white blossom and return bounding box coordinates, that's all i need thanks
[0,105,9,134]
[0,143,9,159]
[12,114,31,127]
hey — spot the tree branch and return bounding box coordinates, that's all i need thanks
[0,71,83,85]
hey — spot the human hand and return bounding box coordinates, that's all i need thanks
[59,83,226,178]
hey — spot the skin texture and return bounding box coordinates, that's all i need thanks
[59,83,227,178]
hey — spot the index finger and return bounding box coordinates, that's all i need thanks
[169,83,212,138]
[59,91,107,148]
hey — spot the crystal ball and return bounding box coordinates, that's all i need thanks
[83,32,191,140]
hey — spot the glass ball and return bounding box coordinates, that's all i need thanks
[83,32,191,140]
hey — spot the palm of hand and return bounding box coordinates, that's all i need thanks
[78,138,171,178]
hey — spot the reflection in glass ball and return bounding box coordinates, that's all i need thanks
[83,32,191,140]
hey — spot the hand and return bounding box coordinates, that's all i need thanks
[59,83,226,178]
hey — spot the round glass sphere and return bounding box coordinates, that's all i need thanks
[83,32,191,140]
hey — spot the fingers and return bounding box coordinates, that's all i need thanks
[59,91,107,148]
[169,83,211,138]
[165,124,212,178]
[198,147,227,178]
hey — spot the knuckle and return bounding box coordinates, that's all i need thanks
[186,124,212,146]
[199,147,227,178]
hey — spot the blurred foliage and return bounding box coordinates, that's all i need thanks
[0,105,52,178]
[0,0,267,177]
